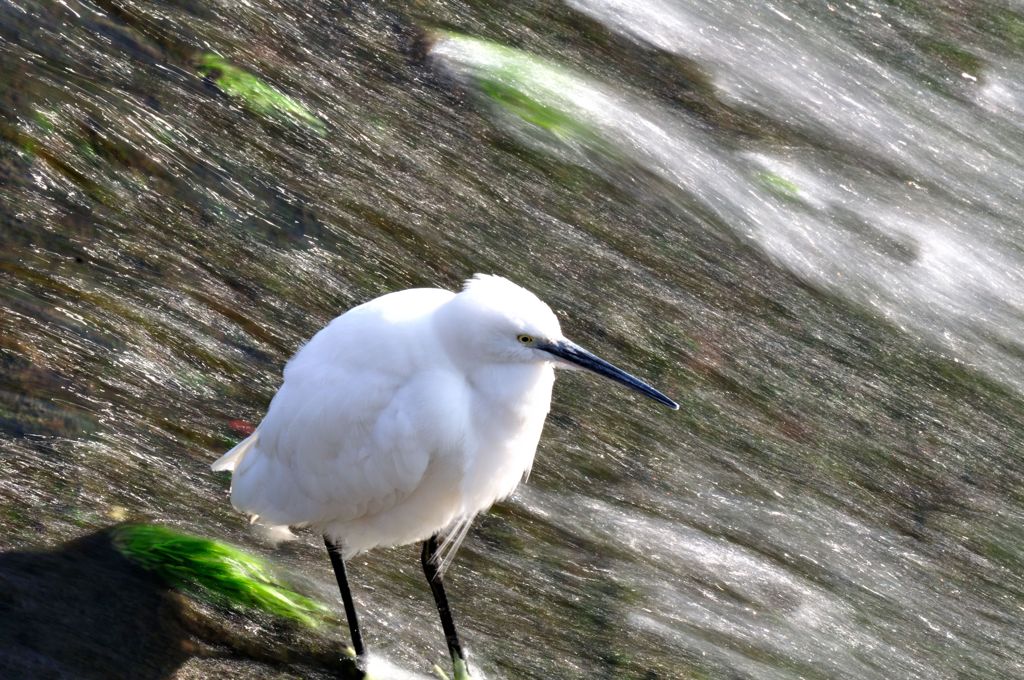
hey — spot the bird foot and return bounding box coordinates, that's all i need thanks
[430,656,472,680]
[342,647,373,679]
[452,657,472,680]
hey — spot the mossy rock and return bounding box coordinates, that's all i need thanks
[113,523,331,627]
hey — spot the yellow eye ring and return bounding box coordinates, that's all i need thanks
[517,334,534,344]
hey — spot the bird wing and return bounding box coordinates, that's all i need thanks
[230,367,458,530]
[225,287,465,532]
[211,431,258,471]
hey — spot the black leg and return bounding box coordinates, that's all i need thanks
[324,536,365,662]
[421,535,468,670]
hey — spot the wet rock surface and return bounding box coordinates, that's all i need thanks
[0,529,358,679]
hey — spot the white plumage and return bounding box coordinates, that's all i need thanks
[214,275,561,563]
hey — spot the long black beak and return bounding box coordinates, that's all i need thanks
[538,339,679,410]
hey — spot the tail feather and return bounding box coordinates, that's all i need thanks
[211,431,259,472]
[433,514,475,577]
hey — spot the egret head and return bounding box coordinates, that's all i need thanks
[447,274,678,409]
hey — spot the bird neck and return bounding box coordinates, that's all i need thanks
[465,362,555,414]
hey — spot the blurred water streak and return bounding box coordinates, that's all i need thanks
[1,1,1022,678]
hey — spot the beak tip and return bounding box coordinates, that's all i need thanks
[660,396,680,410]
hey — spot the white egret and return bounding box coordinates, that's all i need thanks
[212,274,676,678]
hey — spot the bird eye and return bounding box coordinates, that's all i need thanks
[517,334,534,344]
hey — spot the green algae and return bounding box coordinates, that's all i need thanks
[435,33,612,152]
[197,53,325,134]
[757,171,800,199]
[113,523,330,627]
[478,78,604,146]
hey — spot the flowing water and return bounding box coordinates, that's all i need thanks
[2,1,1023,678]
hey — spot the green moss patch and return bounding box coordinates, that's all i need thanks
[436,33,611,152]
[113,523,330,627]
[198,53,325,134]
[757,171,800,199]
